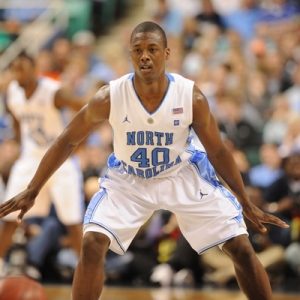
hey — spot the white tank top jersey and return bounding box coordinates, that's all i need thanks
[109,72,203,179]
[7,77,64,158]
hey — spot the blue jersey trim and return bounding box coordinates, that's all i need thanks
[130,74,171,116]
[84,188,107,225]
[98,152,121,186]
[166,73,175,82]
[188,150,242,211]
[127,73,134,79]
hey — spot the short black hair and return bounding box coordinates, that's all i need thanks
[16,51,35,65]
[130,21,167,48]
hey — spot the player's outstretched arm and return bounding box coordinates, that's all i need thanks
[0,85,111,222]
[54,87,89,112]
[191,85,289,232]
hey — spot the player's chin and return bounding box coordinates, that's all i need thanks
[138,70,157,82]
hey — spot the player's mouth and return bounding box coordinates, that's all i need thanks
[140,65,152,73]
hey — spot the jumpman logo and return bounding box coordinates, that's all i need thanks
[199,189,208,199]
[123,115,130,123]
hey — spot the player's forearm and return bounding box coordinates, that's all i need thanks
[208,149,251,208]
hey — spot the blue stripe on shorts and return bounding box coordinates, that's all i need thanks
[84,188,107,225]
[189,150,243,224]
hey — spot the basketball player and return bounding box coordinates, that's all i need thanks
[0,53,86,275]
[0,22,289,300]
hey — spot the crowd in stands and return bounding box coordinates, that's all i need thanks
[0,0,300,293]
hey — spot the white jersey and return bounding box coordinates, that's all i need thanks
[85,73,247,255]
[7,77,65,158]
[109,73,196,179]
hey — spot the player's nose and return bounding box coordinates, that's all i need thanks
[140,50,150,61]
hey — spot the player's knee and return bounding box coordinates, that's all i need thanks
[223,235,255,262]
[81,232,110,261]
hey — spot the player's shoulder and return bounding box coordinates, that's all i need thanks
[7,80,19,91]
[110,73,133,87]
[166,72,194,87]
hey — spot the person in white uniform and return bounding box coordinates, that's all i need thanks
[0,23,288,299]
[0,53,86,274]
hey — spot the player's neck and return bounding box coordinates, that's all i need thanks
[134,74,168,99]
[133,74,169,113]
[23,79,39,100]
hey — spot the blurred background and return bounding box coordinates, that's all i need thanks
[0,0,300,295]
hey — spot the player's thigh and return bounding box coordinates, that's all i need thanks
[50,159,84,225]
[4,158,51,220]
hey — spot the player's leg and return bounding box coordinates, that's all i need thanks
[222,234,273,300]
[79,157,159,299]
[72,231,110,300]
[0,158,51,273]
[50,158,85,257]
[0,221,18,268]
[163,153,268,298]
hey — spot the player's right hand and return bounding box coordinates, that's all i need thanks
[0,189,36,223]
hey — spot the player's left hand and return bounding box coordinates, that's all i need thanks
[242,203,289,233]
[0,189,36,223]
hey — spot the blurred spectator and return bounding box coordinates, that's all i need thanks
[277,32,300,91]
[149,212,202,287]
[256,0,300,41]
[263,151,300,247]
[221,0,263,41]
[24,206,68,281]
[2,0,48,24]
[72,30,116,83]
[35,49,60,81]
[195,0,224,32]
[0,0,49,51]
[278,114,300,158]
[91,0,129,36]
[166,0,201,18]
[244,69,271,121]
[261,51,290,96]
[249,143,284,190]
[231,147,251,186]
[285,241,300,278]
[262,93,296,145]
[217,96,262,163]
[182,35,217,80]
[0,52,87,279]
[51,37,72,76]
[151,0,184,37]
[284,64,300,114]
[60,52,94,97]
[210,0,242,16]
[182,17,200,51]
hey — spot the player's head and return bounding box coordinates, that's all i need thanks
[10,51,36,88]
[130,21,170,81]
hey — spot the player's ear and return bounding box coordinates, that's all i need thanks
[165,48,170,60]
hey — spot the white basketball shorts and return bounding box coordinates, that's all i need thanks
[83,151,248,255]
[4,155,84,225]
